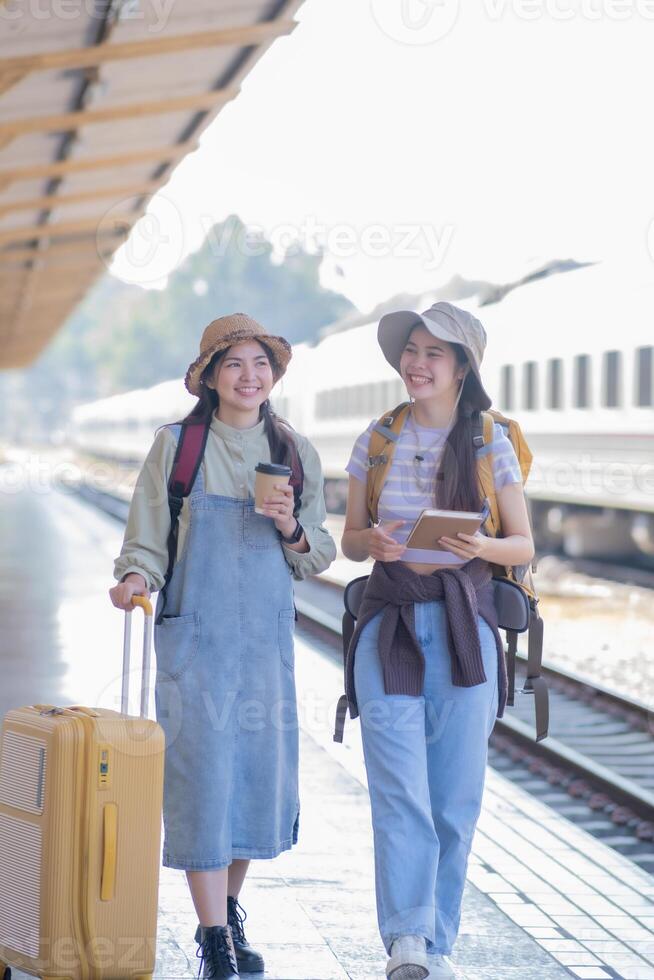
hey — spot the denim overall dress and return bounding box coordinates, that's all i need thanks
[153,426,300,870]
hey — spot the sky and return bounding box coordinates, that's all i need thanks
[110,0,654,312]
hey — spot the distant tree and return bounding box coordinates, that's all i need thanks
[4,215,355,438]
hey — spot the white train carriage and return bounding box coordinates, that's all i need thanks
[71,378,196,463]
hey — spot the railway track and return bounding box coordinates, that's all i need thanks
[294,577,654,871]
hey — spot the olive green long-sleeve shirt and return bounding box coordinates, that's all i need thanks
[113,413,336,592]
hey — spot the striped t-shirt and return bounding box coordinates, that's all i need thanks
[346,415,523,564]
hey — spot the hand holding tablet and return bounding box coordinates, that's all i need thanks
[405,508,485,551]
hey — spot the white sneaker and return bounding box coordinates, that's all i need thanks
[386,935,429,980]
[426,953,456,979]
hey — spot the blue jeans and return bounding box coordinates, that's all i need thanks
[353,599,499,956]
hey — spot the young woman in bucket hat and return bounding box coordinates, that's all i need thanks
[341,302,534,980]
[109,313,336,979]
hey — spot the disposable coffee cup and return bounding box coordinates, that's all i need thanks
[255,462,292,515]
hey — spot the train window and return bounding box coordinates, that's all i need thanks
[635,346,653,406]
[602,350,622,408]
[574,354,591,408]
[326,389,335,418]
[546,358,563,410]
[500,365,514,411]
[522,361,538,410]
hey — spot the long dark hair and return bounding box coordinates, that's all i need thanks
[433,342,484,514]
[174,343,302,506]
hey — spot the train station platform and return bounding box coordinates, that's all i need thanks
[1,477,654,979]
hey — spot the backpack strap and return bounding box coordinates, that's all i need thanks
[366,403,411,523]
[334,575,370,743]
[505,630,518,707]
[156,421,211,625]
[334,591,355,744]
[473,411,501,538]
[522,601,548,741]
[284,428,304,518]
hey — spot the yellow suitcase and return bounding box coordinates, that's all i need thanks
[0,597,165,980]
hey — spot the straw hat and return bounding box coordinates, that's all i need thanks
[377,301,492,410]
[184,313,292,396]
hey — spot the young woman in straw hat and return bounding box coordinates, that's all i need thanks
[109,313,336,979]
[341,302,534,980]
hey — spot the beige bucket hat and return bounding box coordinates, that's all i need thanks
[185,313,292,396]
[377,301,492,410]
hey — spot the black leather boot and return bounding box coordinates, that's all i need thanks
[195,924,239,979]
[195,898,264,974]
[227,896,265,973]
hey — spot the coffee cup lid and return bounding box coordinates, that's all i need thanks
[255,462,292,476]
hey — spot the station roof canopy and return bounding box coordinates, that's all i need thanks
[0,0,301,369]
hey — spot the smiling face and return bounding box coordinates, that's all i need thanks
[206,339,275,413]
[399,324,468,402]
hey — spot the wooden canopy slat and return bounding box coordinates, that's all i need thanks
[0,19,296,77]
[0,142,197,191]
[0,180,160,216]
[0,254,107,275]
[0,87,239,141]
[0,290,89,311]
[0,267,101,294]
[0,213,136,247]
[0,238,120,263]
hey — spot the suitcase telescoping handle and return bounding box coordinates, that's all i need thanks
[122,594,154,718]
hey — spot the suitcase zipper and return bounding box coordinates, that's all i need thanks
[70,713,93,980]
[75,712,99,980]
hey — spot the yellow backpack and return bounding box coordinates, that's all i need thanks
[366,402,536,595]
[345,402,549,742]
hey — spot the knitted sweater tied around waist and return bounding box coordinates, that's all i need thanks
[341,557,507,732]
